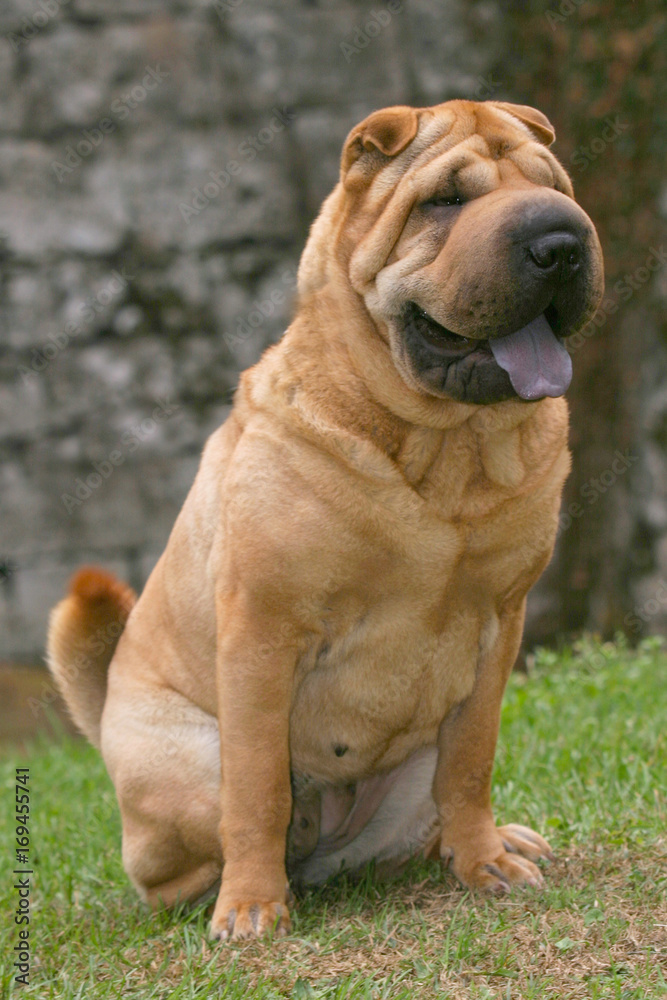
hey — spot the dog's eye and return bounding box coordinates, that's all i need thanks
[425,195,463,208]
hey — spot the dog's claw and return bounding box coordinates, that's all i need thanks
[465,852,543,893]
[498,823,555,864]
[210,900,291,942]
[443,821,552,895]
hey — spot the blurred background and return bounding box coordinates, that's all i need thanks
[0,0,665,739]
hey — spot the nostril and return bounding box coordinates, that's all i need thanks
[529,244,558,270]
[528,232,581,273]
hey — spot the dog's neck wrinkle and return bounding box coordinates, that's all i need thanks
[243,309,404,472]
[280,297,409,454]
[395,425,446,487]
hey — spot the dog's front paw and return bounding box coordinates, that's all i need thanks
[442,822,553,894]
[498,822,554,864]
[210,898,291,941]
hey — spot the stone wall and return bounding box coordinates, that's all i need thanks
[1,0,665,661]
[0,0,509,660]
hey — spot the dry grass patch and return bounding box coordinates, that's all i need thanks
[207,845,667,998]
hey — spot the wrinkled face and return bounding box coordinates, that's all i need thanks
[335,100,604,405]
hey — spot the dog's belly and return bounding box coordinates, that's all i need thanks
[289,601,494,784]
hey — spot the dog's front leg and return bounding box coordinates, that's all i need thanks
[433,602,554,894]
[210,596,295,941]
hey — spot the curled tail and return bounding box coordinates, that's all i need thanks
[47,567,137,748]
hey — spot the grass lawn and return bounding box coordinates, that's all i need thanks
[1,637,666,999]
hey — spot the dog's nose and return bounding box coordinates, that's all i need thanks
[527,231,581,276]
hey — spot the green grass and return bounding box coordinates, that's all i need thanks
[1,637,666,999]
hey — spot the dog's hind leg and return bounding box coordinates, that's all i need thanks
[101,682,223,910]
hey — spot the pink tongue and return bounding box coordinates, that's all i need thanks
[489,313,572,401]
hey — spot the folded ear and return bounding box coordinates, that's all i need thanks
[341,106,420,175]
[490,102,556,147]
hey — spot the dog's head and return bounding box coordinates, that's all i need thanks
[299,100,604,406]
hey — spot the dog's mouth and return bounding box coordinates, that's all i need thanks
[403,302,572,401]
[406,303,488,354]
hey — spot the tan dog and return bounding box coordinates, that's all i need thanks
[48,100,604,941]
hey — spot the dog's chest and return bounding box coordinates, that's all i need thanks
[288,501,542,785]
[287,418,567,784]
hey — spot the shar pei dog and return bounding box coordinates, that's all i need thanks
[48,100,604,941]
